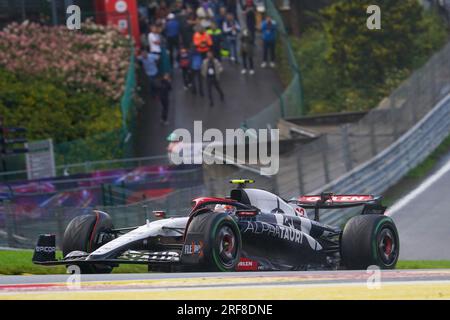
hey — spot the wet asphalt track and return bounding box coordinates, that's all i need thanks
[390,153,450,260]
[0,269,448,286]
[1,269,450,299]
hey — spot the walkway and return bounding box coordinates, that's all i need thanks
[135,60,283,157]
[134,6,283,157]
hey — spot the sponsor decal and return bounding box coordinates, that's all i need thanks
[299,195,374,203]
[35,246,56,253]
[295,207,306,217]
[183,241,204,257]
[237,258,259,271]
[242,221,303,244]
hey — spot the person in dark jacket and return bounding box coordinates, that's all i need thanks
[215,6,227,30]
[201,51,225,107]
[159,73,172,125]
[190,47,204,96]
[207,21,223,61]
[165,13,180,67]
[240,29,255,75]
[179,6,197,48]
[225,0,238,17]
[222,13,241,63]
[244,1,256,43]
[178,47,192,89]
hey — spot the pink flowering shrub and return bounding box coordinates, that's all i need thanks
[0,20,131,102]
[0,21,134,163]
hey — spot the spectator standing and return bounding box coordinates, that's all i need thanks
[138,14,150,48]
[240,29,255,75]
[172,0,184,15]
[193,25,213,58]
[165,13,181,67]
[190,47,205,96]
[225,0,238,17]
[156,1,170,21]
[244,1,256,43]
[202,51,225,106]
[184,0,200,9]
[261,15,277,68]
[159,74,172,125]
[197,1,215,28]
[178,47,192,89]
[179,6,197,48]
[215,6,228,30]
[138,50,160,95]
[148,24,162,55]
[210,0,223,16]
[223,13,241,63]
[148,0,159,24]
[207,22,223,61]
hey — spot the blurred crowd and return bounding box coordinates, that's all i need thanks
[136,0,277,123]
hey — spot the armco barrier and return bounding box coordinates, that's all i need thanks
[318,93,450,226]
[275,40,450,201]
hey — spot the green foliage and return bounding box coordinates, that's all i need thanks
[0,68,122,161]
[290,1,447,114]
[323,0,423,85]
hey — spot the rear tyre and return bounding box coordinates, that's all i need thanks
[341,215,399,270]
[62,211,115,274]
[186,212,242,272]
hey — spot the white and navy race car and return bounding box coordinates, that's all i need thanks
[33,180,399,273]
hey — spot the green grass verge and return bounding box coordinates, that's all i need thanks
[406,134,450,179]
[0,250,449,275]
[396,260,450,270]
[0,250,146,275]
[382,133,450,208]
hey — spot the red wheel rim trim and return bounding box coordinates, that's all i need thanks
[384,236,393,256]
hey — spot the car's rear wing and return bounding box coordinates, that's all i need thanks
[289,192,386,222]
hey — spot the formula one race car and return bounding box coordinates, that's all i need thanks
[33,180,399,273]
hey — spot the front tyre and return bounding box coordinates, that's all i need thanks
[185,212,242,272]
[341,215,399,270]
[62,211,115,274]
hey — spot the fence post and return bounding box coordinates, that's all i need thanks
[279,94,286,118]
[369,120,377,157]
[121,181,126,205]
[101,184,106,206]
[4,200,15,247]
[320,136,330,184]
[270,176,279,195]
[143,205,148,222]
[108,185,113,206]
[341,125,353,172]
[296,150,305,195]
[412,75,419,124]
[209,177,216,197]
[431,54,437,105]
[390,96,399,140]
[56,207,65,250]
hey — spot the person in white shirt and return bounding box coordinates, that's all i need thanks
[196,1,215,28]
[148,25,162,54]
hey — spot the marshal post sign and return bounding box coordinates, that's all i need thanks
[25,139,56,180]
